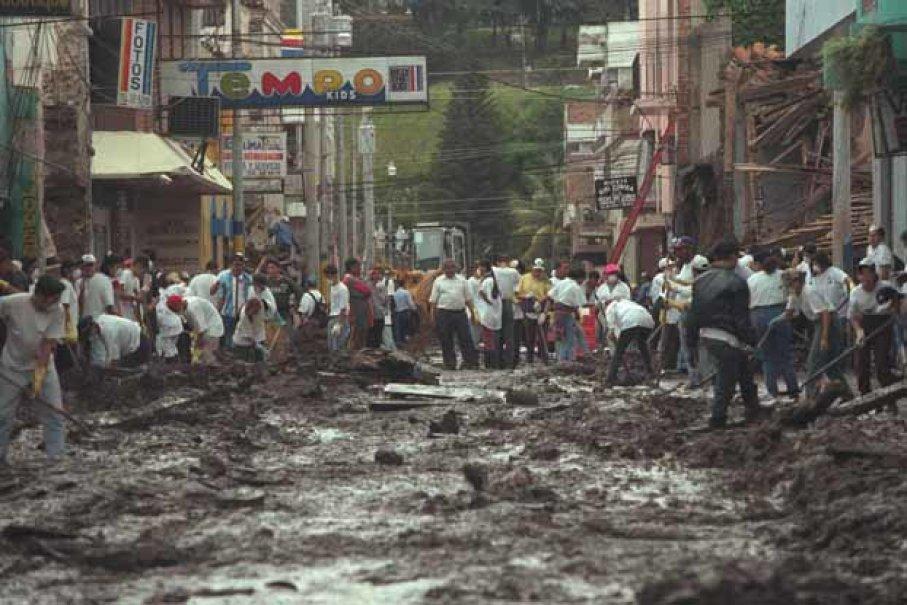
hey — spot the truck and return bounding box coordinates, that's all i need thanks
[407,222,471,273]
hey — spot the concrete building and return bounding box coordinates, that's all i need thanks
[785,0,907,267]
[635,0,731,253]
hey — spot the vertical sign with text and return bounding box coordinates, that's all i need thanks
[118,18,157,108]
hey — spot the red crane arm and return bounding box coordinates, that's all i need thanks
[609,115,676,262]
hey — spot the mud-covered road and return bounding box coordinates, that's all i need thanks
[1,356,905,604]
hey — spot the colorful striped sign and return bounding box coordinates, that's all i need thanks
[118,18,157,109]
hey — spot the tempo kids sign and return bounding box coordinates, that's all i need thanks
[160,56,427,109]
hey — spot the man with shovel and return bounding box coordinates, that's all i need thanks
[687,239,767,429]
[0,276,67,467]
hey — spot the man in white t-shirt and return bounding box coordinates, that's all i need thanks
[603,299,655,385]
[167,295,224,364]
[865,225,894,282]
[0,277,67,465]
[324,265,350,352]
[492,255,521,368]
[429,259,479,370]
[188,261,220,304]
[848,260,896,397]
[786,262,849,400]
[79,314,145,369]
[77,254,116,319]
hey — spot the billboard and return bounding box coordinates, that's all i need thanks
[221,133,287,179]
[160,56,428,109]
[118,18,157,108]
[0,0,70,16]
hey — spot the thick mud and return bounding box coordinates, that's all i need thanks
[1,357,905,603]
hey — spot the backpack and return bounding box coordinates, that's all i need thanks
[305,291,330,328]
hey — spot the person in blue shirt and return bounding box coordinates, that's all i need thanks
[210,253,253,347]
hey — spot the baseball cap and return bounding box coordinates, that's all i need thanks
[675,236,696,248]
[81,254,97,265]
[166,295,184,312]
[858,257,876,271]
[604,263,620,275]
[691,254,710,271]
[533,258,545,270]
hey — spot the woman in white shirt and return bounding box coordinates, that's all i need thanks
[475,260,503,369]
[548,266,586,362]
[747,250,799,399]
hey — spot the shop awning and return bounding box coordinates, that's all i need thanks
[91,131,233,194]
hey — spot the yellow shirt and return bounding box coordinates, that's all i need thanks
[517,273,551,301]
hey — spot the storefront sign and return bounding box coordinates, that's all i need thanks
[221,133,287,178]
[0,0,70,16]
[595,176,638,210]
[118,18,157,108]
[160,56,428,108]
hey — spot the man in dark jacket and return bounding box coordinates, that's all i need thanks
[687,239,765,428]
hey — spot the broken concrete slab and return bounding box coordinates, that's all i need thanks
[384,383,505,402]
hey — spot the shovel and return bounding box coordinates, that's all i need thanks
[800,314,897,390]
[661,315,788,395]
[0,370,95,434]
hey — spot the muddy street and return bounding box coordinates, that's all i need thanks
[1,357,906,604]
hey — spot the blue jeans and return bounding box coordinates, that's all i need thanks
[751,304,799,397]
[556,314,578,362]
[327,317,350,352]
[0,365,65,462]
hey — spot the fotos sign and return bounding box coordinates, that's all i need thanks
[118,18,157,108]
[221,133,287,179]
[0,0,70,15]
[595,176,638,211]
[160,56,428,109]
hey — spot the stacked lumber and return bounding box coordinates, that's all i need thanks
[764,191,874,249]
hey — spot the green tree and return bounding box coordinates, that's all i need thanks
[704,0,785,48]
[430,73,516,256]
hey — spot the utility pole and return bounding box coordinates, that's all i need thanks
[351,112,359,259]
[231,0,245,253]
[304,109,321,266]
[337,114,348,261]
[359,111,375,267]
[319,110,330,260]
[519,14,528,88]
[832,90,851,269]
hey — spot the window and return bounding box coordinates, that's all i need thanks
[90,0,134,17]
[202,8,226,28]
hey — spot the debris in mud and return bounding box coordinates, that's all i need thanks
[213,487,267,509]
[636,560,798,605]
[384,383,503,402]
[462,462,488,492]
[375,448,405,466]
[346,349,441,384]
[527,443,560,461]
[428,409,461,436]
[505,389,540,406]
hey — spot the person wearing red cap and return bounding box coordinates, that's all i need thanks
[595,264,631,346]
[167,295,224,364]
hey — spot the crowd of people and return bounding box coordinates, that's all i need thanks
[1,223,906,466]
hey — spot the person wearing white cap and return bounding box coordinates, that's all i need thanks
[865,225,893,282]
[77,253,116,320]
[848,259,896,399]
[517,258,551,363]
